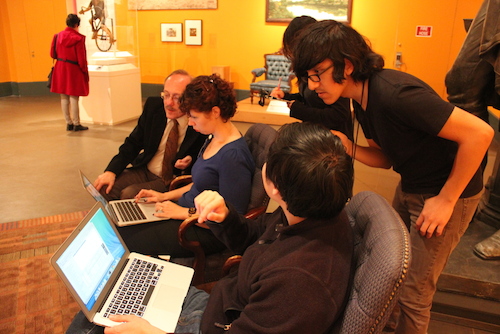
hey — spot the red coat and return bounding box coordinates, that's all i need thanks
[50,27,89,96]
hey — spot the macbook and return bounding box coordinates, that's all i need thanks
[50,202,194,332]
[79,170,164,226]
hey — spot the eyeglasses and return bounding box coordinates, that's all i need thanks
[305,65,334,83]
[160,91,180,103]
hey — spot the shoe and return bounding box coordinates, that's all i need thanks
[74,125,89,131]
[66,124,74,131]
[473,229,500,260]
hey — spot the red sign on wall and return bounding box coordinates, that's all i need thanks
[416,26,433,37]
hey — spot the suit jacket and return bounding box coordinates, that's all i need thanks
[105,96,208,177]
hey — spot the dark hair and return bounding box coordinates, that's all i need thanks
[66,14,80,28]
[282,15,317,59]
[292,20,384,84]
[266,122,353,219]
[179,74,237,121]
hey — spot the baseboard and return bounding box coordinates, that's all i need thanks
[0,81,250,101]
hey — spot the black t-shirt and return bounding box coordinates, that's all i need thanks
[355,69,483,197]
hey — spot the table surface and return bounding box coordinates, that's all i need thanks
[234,98,300,126]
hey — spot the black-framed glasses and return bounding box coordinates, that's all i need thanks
[160,91,180,103]
[305,64,334,83]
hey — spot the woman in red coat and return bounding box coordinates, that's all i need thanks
[50,14,89,131]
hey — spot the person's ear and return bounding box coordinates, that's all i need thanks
[344,59,354,76]
[211,106,221,118]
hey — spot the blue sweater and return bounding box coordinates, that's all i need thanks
[178,136,255,214]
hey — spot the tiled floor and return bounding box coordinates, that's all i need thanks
[1,94,499,333]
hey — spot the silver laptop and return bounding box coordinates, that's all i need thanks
[79,170,164,226]
[50,202,194,332]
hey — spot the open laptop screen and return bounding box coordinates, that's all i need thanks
[55,207,125,310]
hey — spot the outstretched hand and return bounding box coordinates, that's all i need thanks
[194,190,229,224]
[134,189,163,203]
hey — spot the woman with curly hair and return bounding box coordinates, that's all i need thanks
[118,74,255,258]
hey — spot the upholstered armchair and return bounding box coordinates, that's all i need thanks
[250,53,295,105]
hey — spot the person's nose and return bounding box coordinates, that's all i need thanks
[308,80,320,91]
[188,117,195,126]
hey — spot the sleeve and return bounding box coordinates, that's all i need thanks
[216,147,254,214]
[283,92,303,102]
[391,85,455,135]
[104,99,153,175]
[50,34,57,59]
[207,203,268,253]
[76,37,89,81]
[289,98,351,131]
[228,268,339,334]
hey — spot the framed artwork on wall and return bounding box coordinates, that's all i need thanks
[161,23,183,42]
[185,20,203,46]
[266,0,352,23]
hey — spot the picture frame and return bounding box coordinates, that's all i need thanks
[266,0,352,23]
[161,23,183,42]
[185,20,203,46]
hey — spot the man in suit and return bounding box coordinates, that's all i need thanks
[94,69,208,200]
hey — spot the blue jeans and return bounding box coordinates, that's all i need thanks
[65,287,209,334]
[391,182,481,334]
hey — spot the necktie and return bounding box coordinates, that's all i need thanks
[161,119,179,184]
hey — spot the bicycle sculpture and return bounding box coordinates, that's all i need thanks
[79,0,115,52]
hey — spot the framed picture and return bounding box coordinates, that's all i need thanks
[161,23,182,42]
[185,20,203,46]
[266,0,352,23]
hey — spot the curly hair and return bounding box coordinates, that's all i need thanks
[179,74,237,122]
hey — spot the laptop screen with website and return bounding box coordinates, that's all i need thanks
[55,207,125,310]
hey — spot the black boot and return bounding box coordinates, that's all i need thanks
[74,124,89,131]
[66,124,74,131]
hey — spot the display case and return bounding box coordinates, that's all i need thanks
[75,0,142,125]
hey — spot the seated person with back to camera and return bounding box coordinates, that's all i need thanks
[66,121,355,334]
[116,74,255,259]
[93,70,207,201]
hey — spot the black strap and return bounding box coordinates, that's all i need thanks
[57,58,79,65]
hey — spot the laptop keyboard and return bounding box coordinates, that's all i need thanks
[103,258,164,318]
[115,201,147,222]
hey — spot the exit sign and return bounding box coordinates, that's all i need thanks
[416,26,433,37]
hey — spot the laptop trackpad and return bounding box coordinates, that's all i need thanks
[153,284,187,312]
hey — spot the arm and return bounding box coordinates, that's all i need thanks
[105,98,162,176]
[75,36,89,81]
[195,190,268,253]
[332,130,393,169]
[416,106,493,237]
[79,1,93,14]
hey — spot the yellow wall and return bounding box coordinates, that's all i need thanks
[1,0,484,98]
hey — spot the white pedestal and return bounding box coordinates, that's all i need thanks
[80,62,142,125]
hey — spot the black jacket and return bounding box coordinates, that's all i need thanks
[105,96,207,176]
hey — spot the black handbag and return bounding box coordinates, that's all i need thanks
[48,33,58,89]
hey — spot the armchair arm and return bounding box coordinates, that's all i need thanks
[169,175,193,191]
[222,255,242,277]
[251,67,266,82]
[178,215,206,286]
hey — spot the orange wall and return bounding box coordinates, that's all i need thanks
[1,0,484,98]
